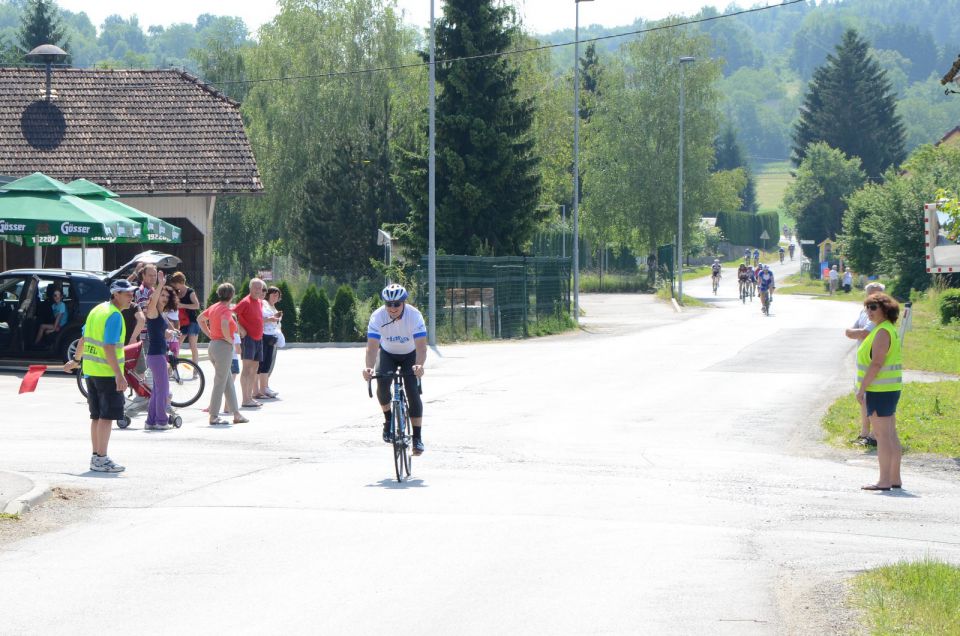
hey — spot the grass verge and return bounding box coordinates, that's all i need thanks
[902,290,960,373]
[655,287,707,307]
[0,513,20,521]
[579,272,653,293]
[528,313,577,337]
[822,381,960,456]
[851,558,960,635]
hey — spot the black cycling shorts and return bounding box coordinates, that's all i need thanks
[86,376,126,421]
[375,349,423,418]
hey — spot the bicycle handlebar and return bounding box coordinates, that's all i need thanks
[366,371,423,398]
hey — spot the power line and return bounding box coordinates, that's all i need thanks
[209,0,809,88]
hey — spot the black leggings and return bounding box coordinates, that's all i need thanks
[376,349,423,418]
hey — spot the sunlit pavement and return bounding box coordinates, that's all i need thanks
[1,256,958,634]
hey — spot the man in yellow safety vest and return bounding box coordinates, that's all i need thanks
[64,279,136,472]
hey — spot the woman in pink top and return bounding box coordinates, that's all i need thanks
[198,283,248,426]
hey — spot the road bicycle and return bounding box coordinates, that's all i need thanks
[760,288,773,316]
[739,277,749,304]
[369,369,421,483]
[711,273,720,294]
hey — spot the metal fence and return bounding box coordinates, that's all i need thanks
[416,255,571,340]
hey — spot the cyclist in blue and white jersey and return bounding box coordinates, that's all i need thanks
[758,264,775,307]
[744,248,751,263]
[752,248,760,267]
[362,284,428,455]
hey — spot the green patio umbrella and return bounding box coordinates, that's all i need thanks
[0,172,142,242]
[67,179,182,244]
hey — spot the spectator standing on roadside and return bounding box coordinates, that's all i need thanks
[842,269,853,293]
[169,272,201,369]
[234,278,266,408]
[143,272,178,430]
[121,262,147,345]
[845,282,886,447]
[828,265,839,295]
[857,292,904,492]
[197,283,248,426]
[63,279,136,472]
[257,286,283,400]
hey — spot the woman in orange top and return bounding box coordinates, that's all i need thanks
[198,283,248,425]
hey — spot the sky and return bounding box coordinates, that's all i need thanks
[52,0,726,36]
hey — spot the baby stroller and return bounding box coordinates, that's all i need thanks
[76,340,206,429]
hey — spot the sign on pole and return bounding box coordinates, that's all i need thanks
[800,239,815,245]
[759,230,770,240]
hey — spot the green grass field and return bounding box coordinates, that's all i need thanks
[755,160,794,219]
[851,558,960,635]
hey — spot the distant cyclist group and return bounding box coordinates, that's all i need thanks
[709,246,782,316]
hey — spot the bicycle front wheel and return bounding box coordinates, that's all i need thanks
[76,370,88,398]
[168,358,205,407]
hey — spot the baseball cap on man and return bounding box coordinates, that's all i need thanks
[109,279,136,294]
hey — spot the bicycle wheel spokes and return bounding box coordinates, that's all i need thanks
[167,358,205,407]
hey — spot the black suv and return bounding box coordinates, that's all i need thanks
[0,251,181,365]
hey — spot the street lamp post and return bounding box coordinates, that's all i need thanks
[573,0,593,324]
[428,0,437,346]
[677,56,695,303]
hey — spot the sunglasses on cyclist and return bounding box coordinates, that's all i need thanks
[385,301,404,308]
[866,303,880,311]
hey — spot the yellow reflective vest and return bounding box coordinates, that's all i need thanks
[856,321,902,393]
[81,302,126,378]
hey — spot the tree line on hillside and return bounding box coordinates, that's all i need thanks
[4,0,957,298]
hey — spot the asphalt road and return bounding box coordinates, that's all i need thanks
[1,256,958,635]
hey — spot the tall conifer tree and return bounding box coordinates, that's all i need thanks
[792,29,905,180]
[17,0,70,53]
[400,0,541,256]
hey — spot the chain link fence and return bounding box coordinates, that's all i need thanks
[415,255,571,340]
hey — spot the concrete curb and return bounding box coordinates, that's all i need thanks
[2,473,51,516]
[671,298,683,313]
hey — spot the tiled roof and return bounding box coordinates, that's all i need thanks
[0,68,262,195]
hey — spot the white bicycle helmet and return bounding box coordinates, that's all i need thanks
[381,283,409,302]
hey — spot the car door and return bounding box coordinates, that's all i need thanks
[0,275,37,356]
[0,276,28,355]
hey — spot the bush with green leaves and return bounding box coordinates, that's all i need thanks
[298,284,331,342]
[331,285,361,342]
[938,289,960,325]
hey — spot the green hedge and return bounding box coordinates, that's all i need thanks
[716,211,780,247]
[299,284,331,341]
[331,285,362,342]
[939,289,960,325]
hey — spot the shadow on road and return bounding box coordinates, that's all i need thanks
[366,478,428,490]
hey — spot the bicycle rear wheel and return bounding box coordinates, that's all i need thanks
[168,358,205,407]
[76,369,87,397]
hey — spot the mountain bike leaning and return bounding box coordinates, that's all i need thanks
[362,284,428,479]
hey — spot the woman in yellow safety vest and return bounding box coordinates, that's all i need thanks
[855,293,903,492]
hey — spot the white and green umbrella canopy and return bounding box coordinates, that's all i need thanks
[66,179,182,244]
[0,172,141,244]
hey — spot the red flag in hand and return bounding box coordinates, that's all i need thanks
[19,365,47,394]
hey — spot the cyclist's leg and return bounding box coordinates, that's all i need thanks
[396,351,424,451]
[375,349,397,439]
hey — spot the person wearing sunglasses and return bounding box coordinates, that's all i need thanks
[855,292,903,492]
[362,284,428,455]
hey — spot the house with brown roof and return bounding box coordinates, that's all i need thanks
[0,67,262,295]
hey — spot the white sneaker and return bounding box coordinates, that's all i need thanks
[91,456,125,473]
